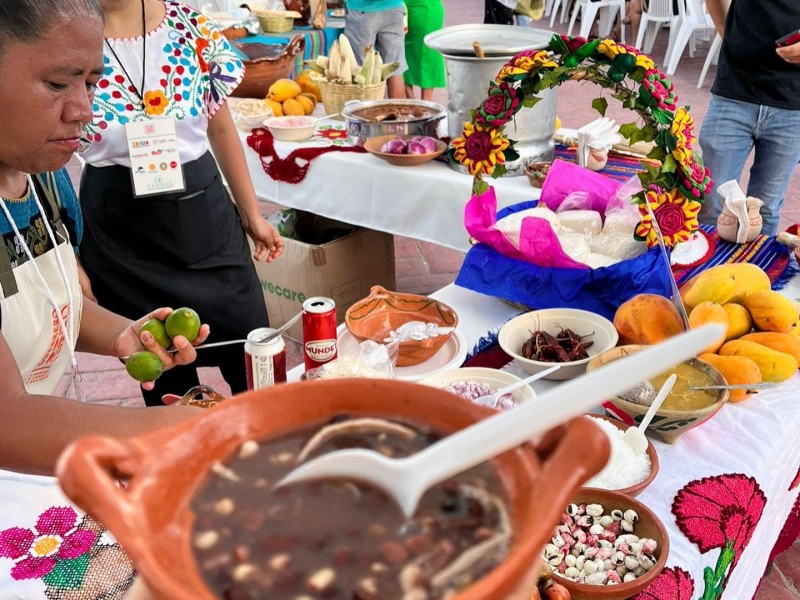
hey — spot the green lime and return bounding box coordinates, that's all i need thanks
[140,318,172,349]
[165,307,201,342]
[125,351,164,383]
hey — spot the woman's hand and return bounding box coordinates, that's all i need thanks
[242,213,285,263]
[777,40,800,64]
[113,308,211,390]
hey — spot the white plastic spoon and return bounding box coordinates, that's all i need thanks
[472,364,560,408]
[278,325,723,518]
[622,373,676,456]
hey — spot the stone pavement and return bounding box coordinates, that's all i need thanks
[62,1,799,596]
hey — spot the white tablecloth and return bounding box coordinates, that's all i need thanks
[240,121,540,252]
[290,284,800,599]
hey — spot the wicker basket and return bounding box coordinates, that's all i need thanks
[318,80,387,117]
[252,9,301,33]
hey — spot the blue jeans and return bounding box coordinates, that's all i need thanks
[699,94,800,236]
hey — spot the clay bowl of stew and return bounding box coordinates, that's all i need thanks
[345,285,458,366]
[547,488,669,599]
[587,344,729,444]
[56,379,611,600]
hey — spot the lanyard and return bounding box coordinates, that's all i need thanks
[0,179,79,376]
[104,0,147,110]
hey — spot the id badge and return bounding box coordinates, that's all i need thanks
[125,118,186,197]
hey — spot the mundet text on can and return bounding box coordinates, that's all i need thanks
[302,297,338,370]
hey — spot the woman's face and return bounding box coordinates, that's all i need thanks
[0,16,104,175]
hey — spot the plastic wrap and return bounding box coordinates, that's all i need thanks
[557,209,603,235]
[304,340,396,380]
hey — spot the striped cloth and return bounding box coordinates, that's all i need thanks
[554,144,659,183]
[236,26,335,78]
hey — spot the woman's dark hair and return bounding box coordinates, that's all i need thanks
[0,0,103,57]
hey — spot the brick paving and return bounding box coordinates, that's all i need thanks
[62,0,798,595]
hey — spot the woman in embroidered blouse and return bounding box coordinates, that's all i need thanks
[0,0,211,596]
[79,0,284,405]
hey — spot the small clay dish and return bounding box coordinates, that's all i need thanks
[345,285,458,366]
[363,134,447,167]
[586,345,729,444]
[583,414,659,497]
[550,488,669,599]
[524,161,551,188]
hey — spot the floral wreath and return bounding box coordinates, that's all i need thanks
[451,35,713,249]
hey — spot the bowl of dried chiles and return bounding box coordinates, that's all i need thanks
[498,308,619,380]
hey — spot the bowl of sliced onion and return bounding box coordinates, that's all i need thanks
[420,367,537,410]
[363,134,447,166]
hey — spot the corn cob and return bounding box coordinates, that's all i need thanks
[360,46,375,86]
[372,50,383,85]
[338,34,359,75]
[338,46,352,83]
[381,62,400,82]
[326,40,340,81]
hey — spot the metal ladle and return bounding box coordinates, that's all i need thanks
[278,325,724,518]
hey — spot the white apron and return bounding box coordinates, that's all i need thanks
[0,184,134,599]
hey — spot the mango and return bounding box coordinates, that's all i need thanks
[282,97,305,116]
[265,98,284,117]
[688,301,729,353]
[698,353,762,402]
[719,339,798,383]
[722,303,753,341]
[679,264,771,310]
[613,293,685,345]
[295,94,316,115]
[267,78,302,103]
[740,332,800,363]
[742,289,798,333]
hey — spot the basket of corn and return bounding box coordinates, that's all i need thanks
[305,34,400,116]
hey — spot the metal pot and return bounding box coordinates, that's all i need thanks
[425,25,557,176]
[342,99,446,147]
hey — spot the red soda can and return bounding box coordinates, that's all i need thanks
[245,327,287,389]
[302,296,338,370]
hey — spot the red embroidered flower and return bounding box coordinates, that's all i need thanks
[643,71,678,111]
[561,35,588,53]
[673,473,766,561]
[0,507,96,580]
[476,82,522,128]
[635,187,701,247]
[679,159,713,199]
[316,126,348,142]
[195,37,210,73]
[634,566,695,600]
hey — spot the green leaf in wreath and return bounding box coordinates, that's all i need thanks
[651,108,675,125]
[628,127,652,146]
[637,86,655,109]
[629,66,646,83]
[623,95,637,109]
[504,147,520,163]
[591,97,609,117]
[522,96,542,108]
[661,154,677,173]
[43,555,90,589]
[538,67,568,89]
[656,129,678,152]
[631,190,647,204]
[492,164,508,178]
[549,33,570,56]
[474,180,489,196]
[618,122,640,142]
[647,146,667,162]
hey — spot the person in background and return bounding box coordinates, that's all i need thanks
[484,0,516,25]
[698,0,800,236]
[78,0,284,406]
[344,0,408,98]
[0,1,210,596]
[403,0,446,101]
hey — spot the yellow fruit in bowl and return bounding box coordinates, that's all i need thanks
[296,94,315,115]
[267,78,301,103]
[265,98,283,117]
[282,97,305,116]
[296,70,322,101]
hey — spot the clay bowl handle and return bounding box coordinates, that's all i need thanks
[285,33,306,60]
[56,436,145,547]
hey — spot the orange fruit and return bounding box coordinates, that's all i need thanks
[282,97,305,116]
[296,94,315,115]
[297,70,322,102]
[265,98,283,117]
[267,78,302,102]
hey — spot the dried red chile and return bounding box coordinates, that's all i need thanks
[521,327,594,363]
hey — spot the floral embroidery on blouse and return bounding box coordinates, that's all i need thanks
[84,1,243,143]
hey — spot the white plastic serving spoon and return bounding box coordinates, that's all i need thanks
[278,325,723,518]
[473,364,560,408]
[622,373,676,456]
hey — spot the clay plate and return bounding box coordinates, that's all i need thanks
[363,134,447,167]
[56,380,611,600]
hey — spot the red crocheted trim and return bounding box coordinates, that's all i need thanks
[246,128,367,184]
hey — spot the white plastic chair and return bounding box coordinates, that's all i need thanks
[697,32,722,88]
[634,0,684,67]
[550,0,575,27]
[665,0,715,75]
[567,0,626,42]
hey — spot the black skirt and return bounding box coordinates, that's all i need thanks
[79,152,269,401]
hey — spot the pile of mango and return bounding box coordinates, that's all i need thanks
[614,264,800,401]
[264,73,321,117]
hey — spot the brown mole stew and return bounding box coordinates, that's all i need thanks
[191,416,511,600]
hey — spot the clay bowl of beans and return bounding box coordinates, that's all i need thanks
[545,488,669,599]
[582,414,659,498]
[56,379,611,600]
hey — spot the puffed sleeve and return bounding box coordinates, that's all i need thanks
[195,14,245,118]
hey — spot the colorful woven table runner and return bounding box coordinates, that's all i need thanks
[246,126,366,184]
[554,144,660,183]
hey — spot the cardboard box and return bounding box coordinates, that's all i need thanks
[254,211,396,341]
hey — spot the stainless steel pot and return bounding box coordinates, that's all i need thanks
[425,25,557,176]
[342,99,446,147]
